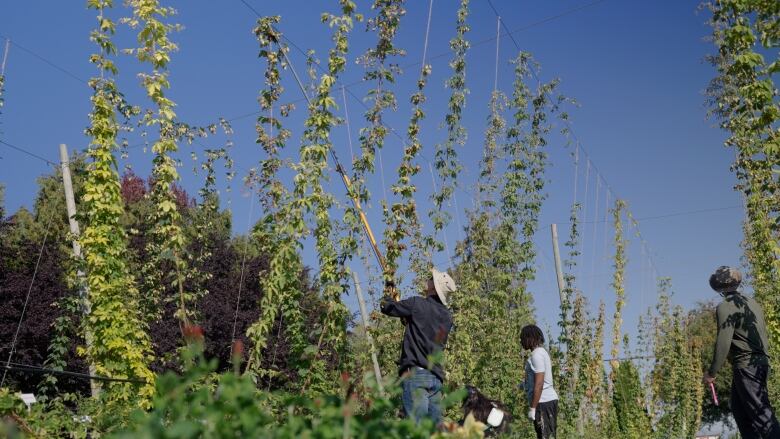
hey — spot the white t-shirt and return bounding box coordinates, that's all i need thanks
[524,347,558,404]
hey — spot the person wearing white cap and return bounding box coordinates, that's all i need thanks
[380,268,455,427]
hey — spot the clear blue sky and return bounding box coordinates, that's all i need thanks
[0,1,744,354]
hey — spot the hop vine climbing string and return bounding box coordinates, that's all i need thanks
[229,192,255,351]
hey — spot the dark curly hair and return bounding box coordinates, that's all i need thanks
[520,324,545,350]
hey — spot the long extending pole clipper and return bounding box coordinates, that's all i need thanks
[273,33,398,301]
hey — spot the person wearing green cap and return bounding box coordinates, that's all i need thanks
[380,268,455,427]
[703,266,780,438]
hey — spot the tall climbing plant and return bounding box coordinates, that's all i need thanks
[651,279,704,438]
[124,0,195,329]
[500,53,563,294]
[388,2,433,290]
[588,302,609,430]
[80,0,154,406]
[445,61,511,398]
[293,0,361,393]
[428,0,469,256]
[610,199,627,372]
[559,203,581,350]
[445,57,514,410]
[476,89,507,210]
[554,203,586,437]
[347,0,405,284]
[707,0,780,397]
[245,16,306,382]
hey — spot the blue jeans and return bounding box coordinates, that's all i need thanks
[401,367,443,426]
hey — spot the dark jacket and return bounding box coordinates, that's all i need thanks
[709,292,770,376]
[380,295,453,382]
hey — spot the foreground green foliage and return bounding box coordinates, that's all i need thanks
[1,336,479,438]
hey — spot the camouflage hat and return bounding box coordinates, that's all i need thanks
[709,266,742,293]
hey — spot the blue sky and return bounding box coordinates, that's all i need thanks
[0,0,744,355]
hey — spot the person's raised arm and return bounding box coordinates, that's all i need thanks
[380,296,415,318]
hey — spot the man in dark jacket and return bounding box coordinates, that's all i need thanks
[704,266,780,438]
[380,268,455,426]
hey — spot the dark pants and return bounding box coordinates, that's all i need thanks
[534,399,558,439]
[401,367,443,426]
[732,364,780,439]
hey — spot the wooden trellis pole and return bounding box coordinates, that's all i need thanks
[59,143,100,398]
[352,271,385,396]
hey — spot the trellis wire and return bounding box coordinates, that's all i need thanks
[1,189,55,387]
[493,16,500,92]
[230,189,256,352]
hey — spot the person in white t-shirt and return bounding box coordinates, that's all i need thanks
[521,324,559,439]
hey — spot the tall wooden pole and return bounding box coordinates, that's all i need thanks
[1,38,10,77]
[59,144,99,398]
[351,271,385,396]
[551,223,566,309]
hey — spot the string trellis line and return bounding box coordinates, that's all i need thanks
[1,193,55,387]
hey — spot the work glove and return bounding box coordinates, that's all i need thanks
[380,295,393,310]
[383,279,397,297]
[528,407,536,422]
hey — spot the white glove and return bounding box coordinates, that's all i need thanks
[528,407,536,421]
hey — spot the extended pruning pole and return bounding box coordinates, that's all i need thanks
[275,36,398,301]
[335,165,388,271]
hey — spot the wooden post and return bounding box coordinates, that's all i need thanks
[351,271,385,396]
[59,144,100,398]
[551,224,566,309]
[1,38,10,76]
